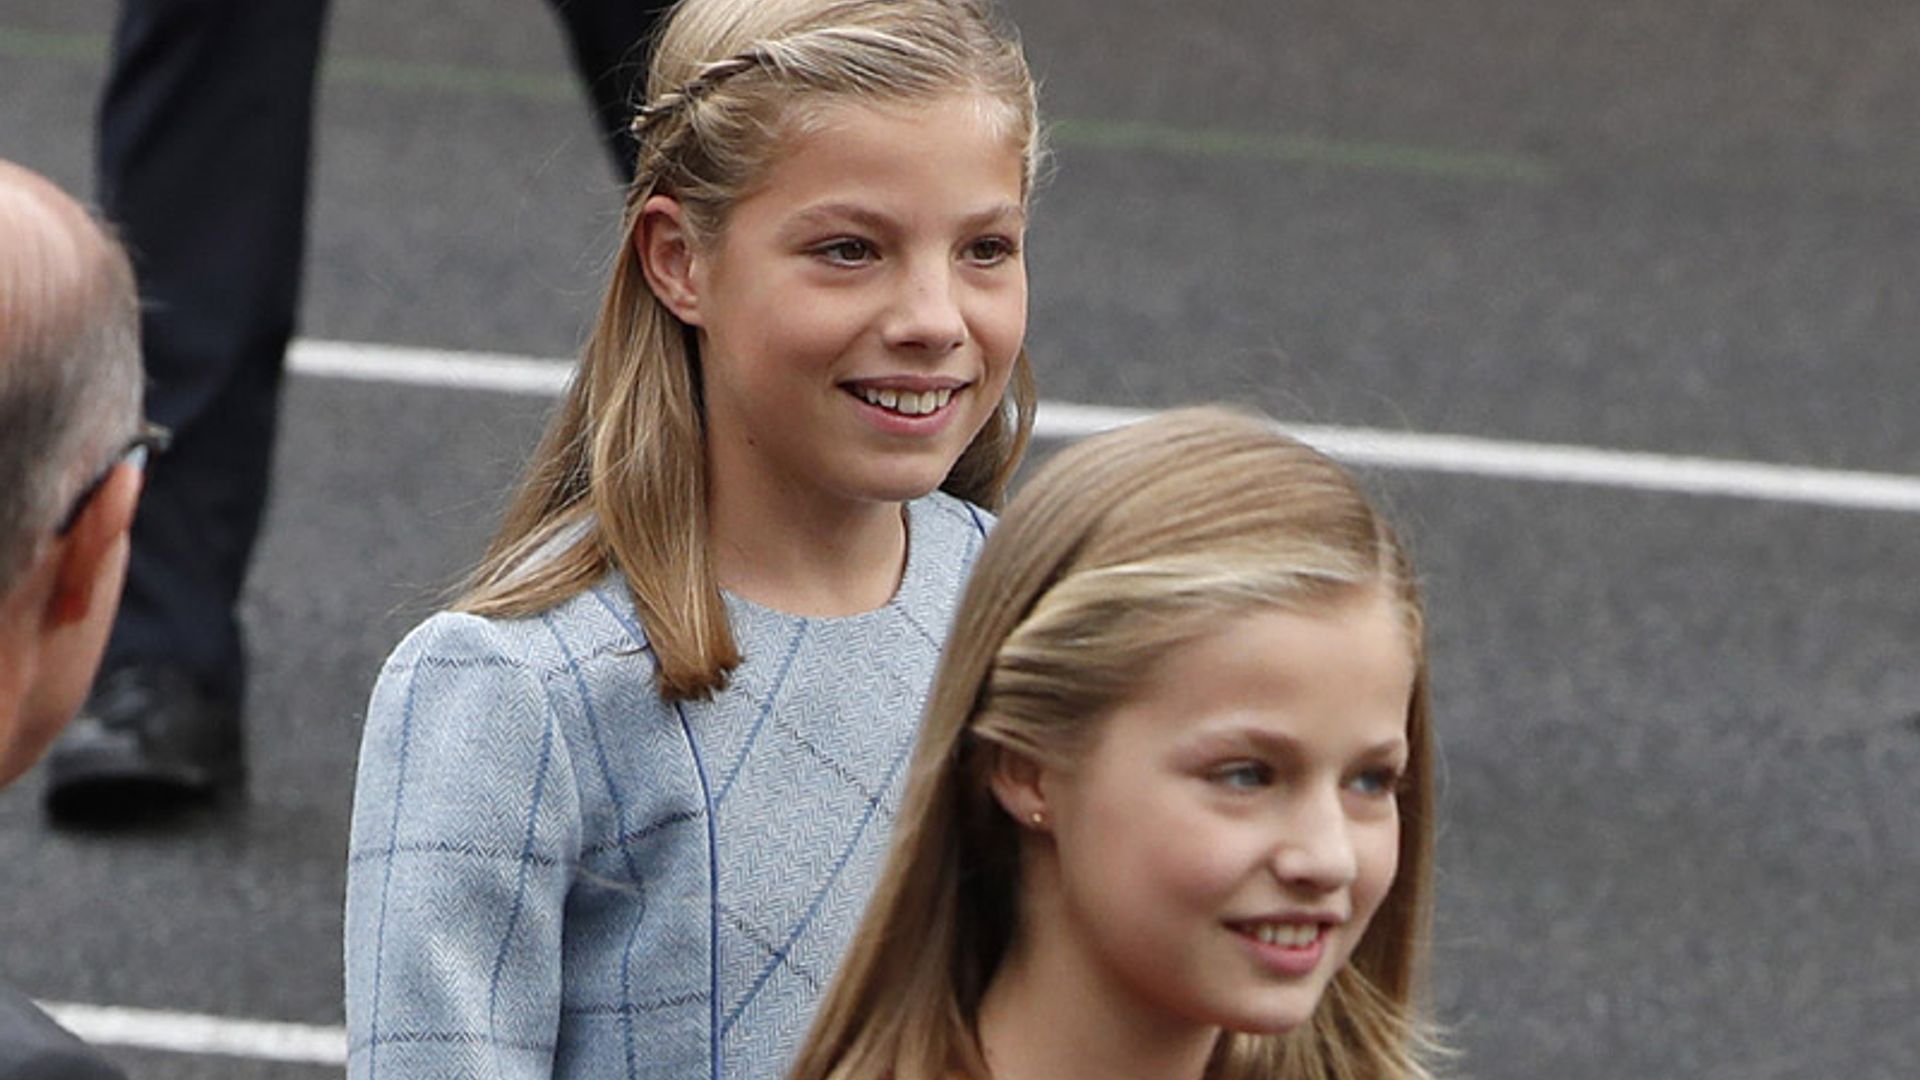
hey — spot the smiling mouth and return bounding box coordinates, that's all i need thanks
[849,385,957,417]
[1230,920,1327,949]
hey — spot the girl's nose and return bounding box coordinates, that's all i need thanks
[885,260,967,355]
[1269,787,1360,892]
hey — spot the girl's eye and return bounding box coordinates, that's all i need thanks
[963,235,1019,266]
[1210,761,1273,791]
[1347,767,1404,798]
[814,238,877,266]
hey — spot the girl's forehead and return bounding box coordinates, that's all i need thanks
[780,88,1027,153]
[1088,597,1416,748]
[729,95,1027,216]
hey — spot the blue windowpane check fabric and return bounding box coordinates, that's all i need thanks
[345,493,991,1080]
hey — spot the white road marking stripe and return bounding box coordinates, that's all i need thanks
[37,1001,346,1066]
[290,339,1920,514]
[292,338,573,395]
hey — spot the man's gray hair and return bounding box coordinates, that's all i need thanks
[0,161,143,591]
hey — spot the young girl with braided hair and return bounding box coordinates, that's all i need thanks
[344,1,1040,1077]
[789,408,1449,1080]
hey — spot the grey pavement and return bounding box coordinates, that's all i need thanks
[1,1,1916,1078]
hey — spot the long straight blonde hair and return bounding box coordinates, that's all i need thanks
[456,0,1041,700]
[790,407,1446,1080]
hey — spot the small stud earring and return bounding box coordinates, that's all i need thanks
[1029,811,1045,827]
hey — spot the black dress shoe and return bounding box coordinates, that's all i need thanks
[43,664,244,823]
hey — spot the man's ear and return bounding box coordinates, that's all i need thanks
[46,460,141,628]
[986,741,1052,831]
[637,194,704,327]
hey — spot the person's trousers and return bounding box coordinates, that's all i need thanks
[96,0,330,702]
[96,0,664,702]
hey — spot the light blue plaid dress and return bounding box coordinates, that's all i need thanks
[345,492,990,1080]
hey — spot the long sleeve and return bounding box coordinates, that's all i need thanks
[345,613,581,1080]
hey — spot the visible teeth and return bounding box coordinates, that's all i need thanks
[858,387,954,415]
[1250,922,1318,948]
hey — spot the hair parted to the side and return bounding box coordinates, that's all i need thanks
[789,407,1446,1080]
[0,162,142,593]
[455,0,1042,700]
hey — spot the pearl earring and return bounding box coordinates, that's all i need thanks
[1029,811,1045,827]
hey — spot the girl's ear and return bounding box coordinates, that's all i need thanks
[637,194,704,326]
[986,742,1051,831]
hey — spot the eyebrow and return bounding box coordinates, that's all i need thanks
[1186,725,1409,763]
[786,201,1027,235]
[958,202,1028,231]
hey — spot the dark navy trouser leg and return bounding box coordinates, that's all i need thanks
[546,0,673,180]
[97,0,660,702]
[97,0,331,701]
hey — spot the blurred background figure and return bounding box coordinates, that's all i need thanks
[0,156,146,1079]
[42,0,670,822]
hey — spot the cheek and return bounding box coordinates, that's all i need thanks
[1348,818,1403,937]
[701,263,840,369]
[739,297,844,368]
[957,267,1026,380]
[1077,795,1250,918]
[980,276,1028,371]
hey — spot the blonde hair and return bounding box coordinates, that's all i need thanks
[457,0,1042,700]
[790,407,1445,1080]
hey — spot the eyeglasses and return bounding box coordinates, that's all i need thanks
[53,420,172,537]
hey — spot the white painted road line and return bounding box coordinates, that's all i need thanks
[38,1001,346,1066]
[291,338,1920,515]
[293,338,573,396]
[1285,422,1920,514]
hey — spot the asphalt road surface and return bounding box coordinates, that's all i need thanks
[2,2,1916,1078]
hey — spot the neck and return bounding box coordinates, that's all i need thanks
[705,459,909,618]
[977,933,1220,1080]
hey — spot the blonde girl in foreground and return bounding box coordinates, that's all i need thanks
[791,408,1447,1080]
[344,1,1040,1077]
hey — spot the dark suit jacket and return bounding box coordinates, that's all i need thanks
[0,985,124,1080]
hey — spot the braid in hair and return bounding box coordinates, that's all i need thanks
[628,52,768,139]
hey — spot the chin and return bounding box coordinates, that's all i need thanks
[863,478,949,506]
[845,459,965,505]
[1226,1011,1316,1037]
[1215,989,1331,1037]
